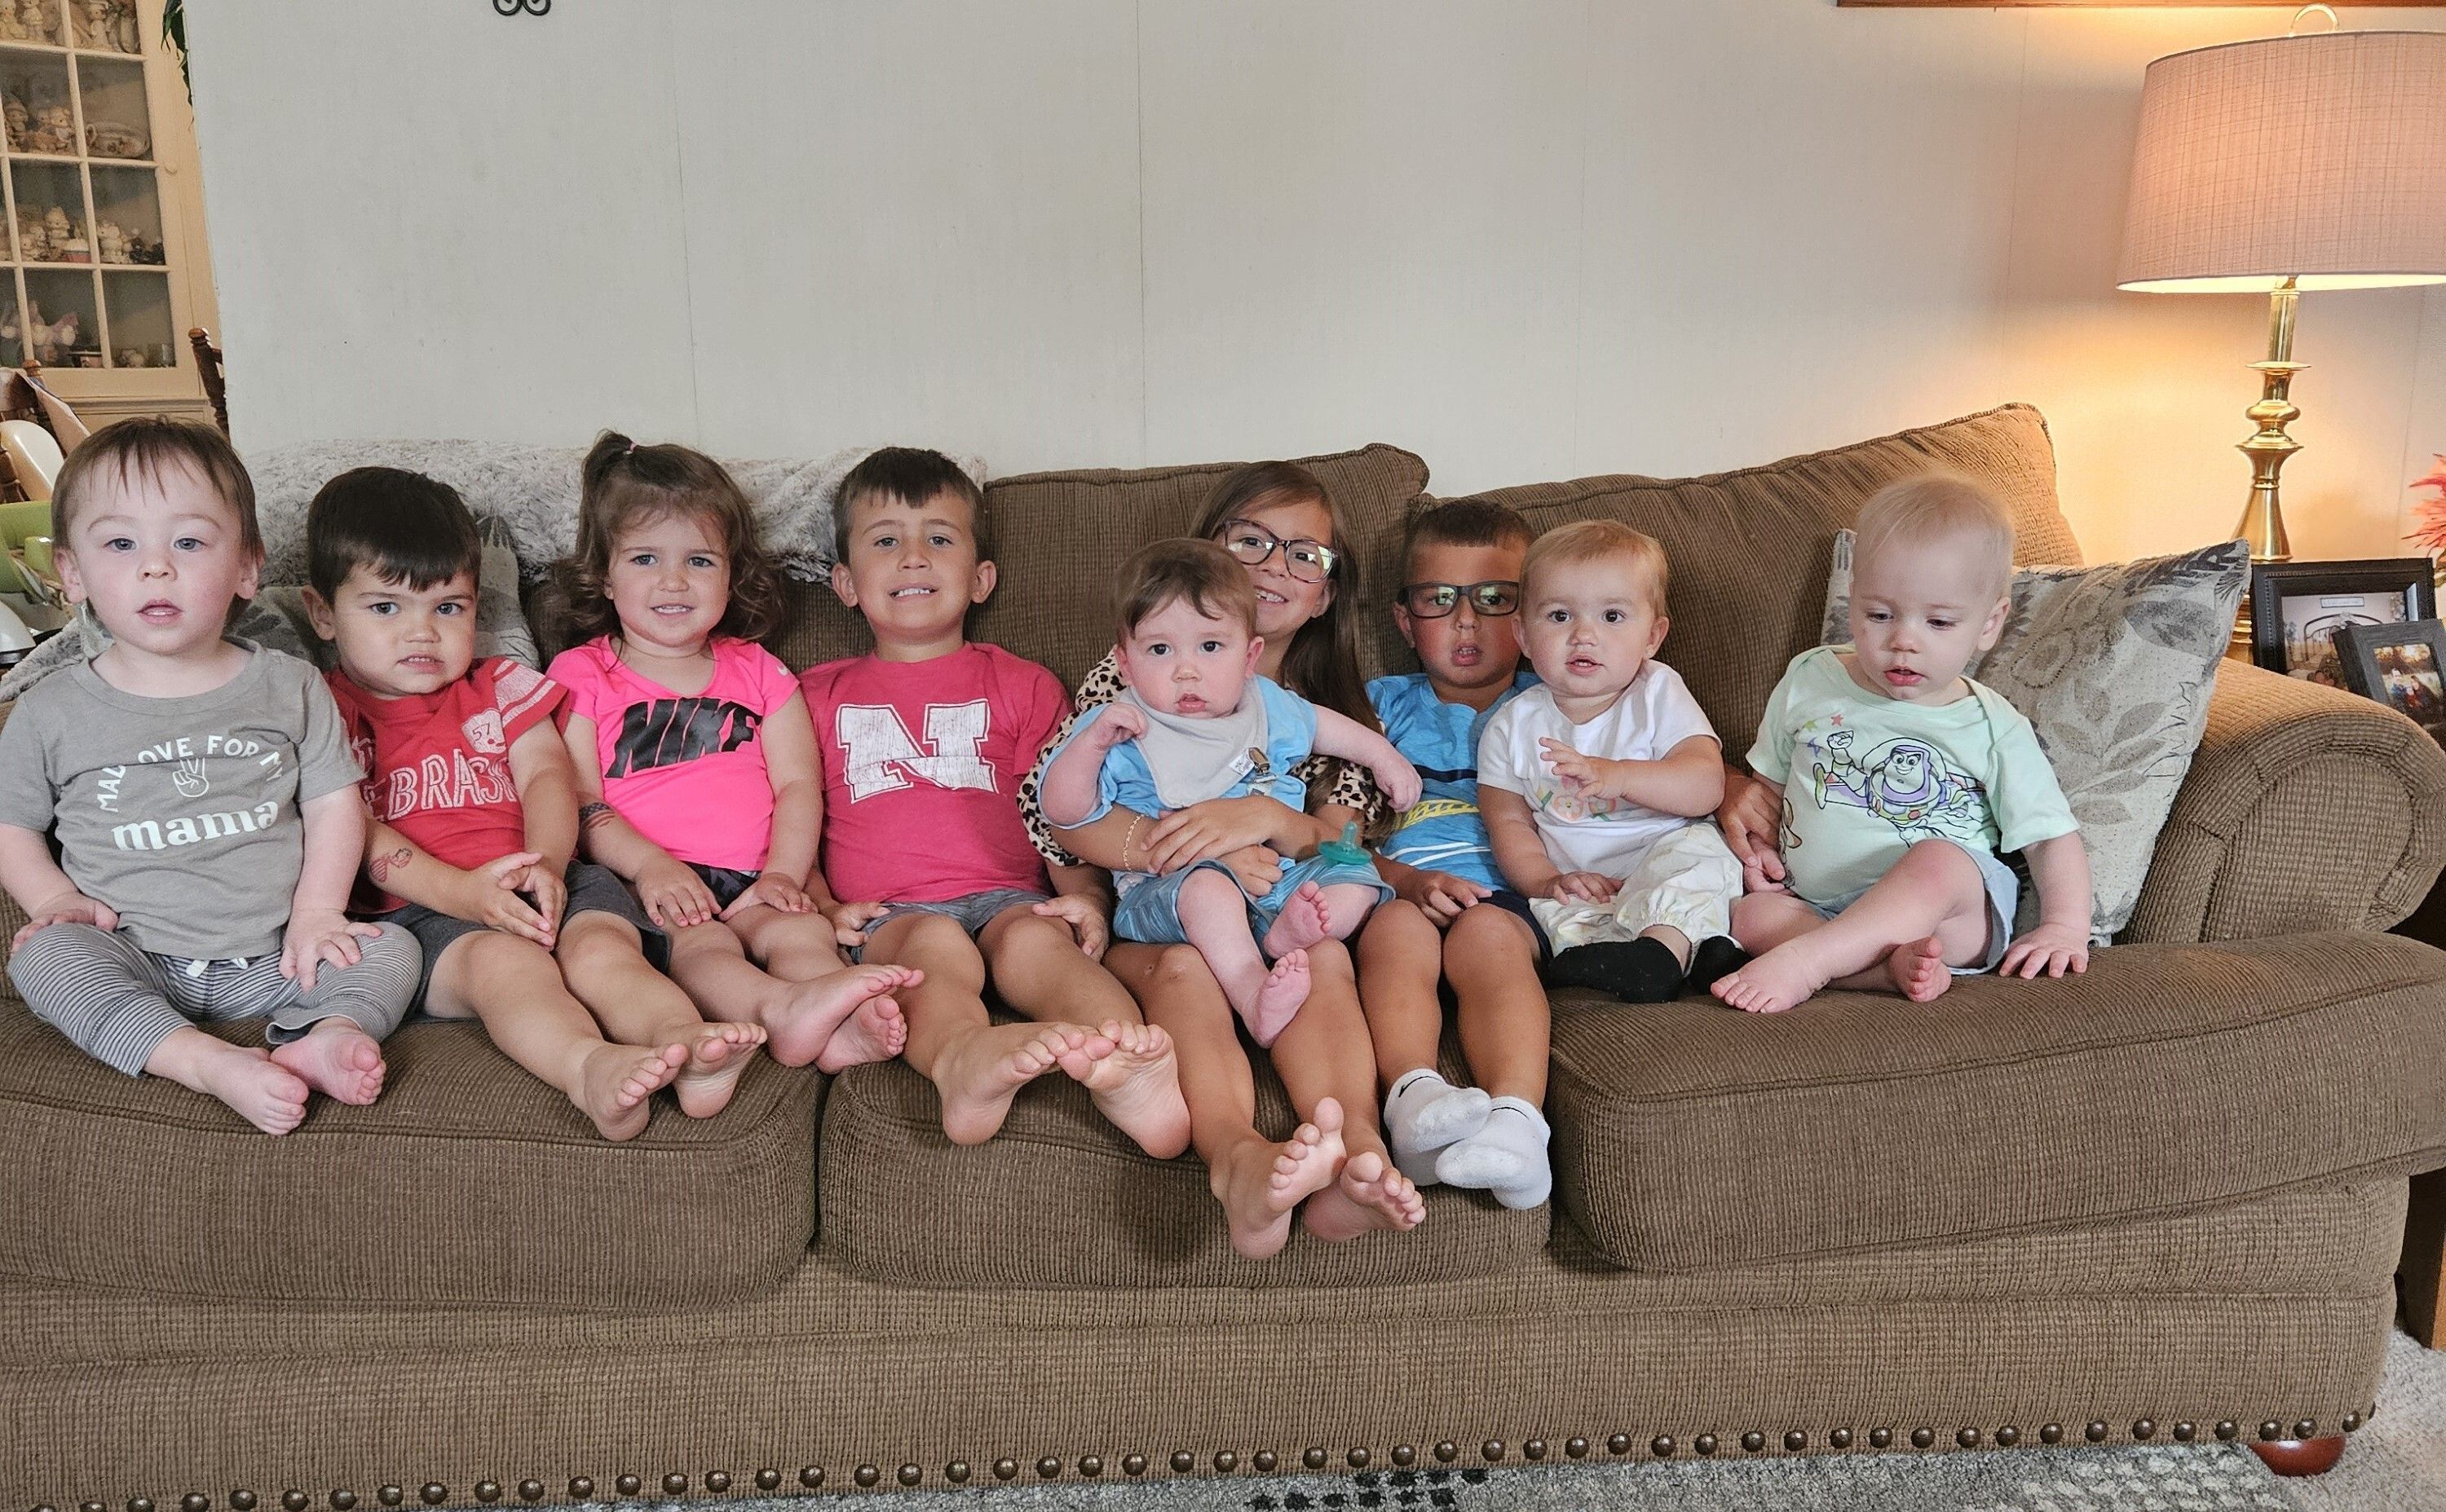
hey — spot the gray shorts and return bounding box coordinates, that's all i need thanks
[850,887,1052,962]
[1802,838,2020,976]
[386,861,661,1003]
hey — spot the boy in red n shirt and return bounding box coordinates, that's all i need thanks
[801,448,1188,1155]
[305,468,768,1140]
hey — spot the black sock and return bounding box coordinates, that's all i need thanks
[1684,935,1751,994]
[1548,937,1684,1003]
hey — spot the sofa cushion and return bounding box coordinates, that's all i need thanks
[531,443,1431,690]
[819,1042,1549,1289]
[1549,930,2446,1272]
[1435,403,2080,758]
[0,1006,822,1309]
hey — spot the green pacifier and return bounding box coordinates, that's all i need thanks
[1318,822,1370,868]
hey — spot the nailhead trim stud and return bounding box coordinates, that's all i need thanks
[797,1468,823,1491]
[2132,1420,2154,1441]
[614,1480,640,1501]
[703,1474,728,1495]
[1123,1456,1148,1476]
[946,1464,970,1485]
[2294,1419,2316,1439]
[1481,1441,1503,1462]
[1080,1457,1104,1479]
[2259,1422,2283,1442]
[1994,1426,2020,1448]
[1957,1429,1980,1448]
[183,1497,210,1511]
[2084,1422,2108,1443]
[1434,1442,1459,1463]
[1252,1453,1278,1474]
[1302,1448,1326,1470]
[2215,1422,2239,1441]
[1034,1461,1059,1482]
[1910,1429,1935,1450]
[1828,1430,1852,1449]
[1693,1435,1718,1457]
[333,1493,357,1510]
[1565,1438,1589,1460]
[1870,1428,1894,1449]
[1212,1452,1238,1474]
[1169,1452,1193,1475]
[660,1477,684,1497]
[2038,1425,2063,1444]
[1650,1436,1673,1459]
[1605,1435,1629,1456]
[563,1481,589,1501]
[853,1466,881,1489]
[753,1472,780,1492]
[476,1485,502,1505]
[897,1466,921,1488]
[1784,1432,1806,1452]
[993,1460,1018,1482]
[2172,1423,2195,1443]
[233,1495,259,1511]
[1742,1432,1765,1453]
[1345,1449,1368,1470]
[2343,1413,2362,1433]
[417,1489,444,1507]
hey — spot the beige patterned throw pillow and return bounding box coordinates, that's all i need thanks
[1819,534,2250,939]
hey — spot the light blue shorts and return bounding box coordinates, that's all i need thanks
[1112,853,1393,951]
[1802,837,2020,976]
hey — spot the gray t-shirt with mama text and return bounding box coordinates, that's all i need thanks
[0,641,361,959]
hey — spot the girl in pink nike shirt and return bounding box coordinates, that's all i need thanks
[550,433,916,1072]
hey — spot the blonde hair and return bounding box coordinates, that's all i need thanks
[1522,519,1668,610]
[1854,474,2014,599]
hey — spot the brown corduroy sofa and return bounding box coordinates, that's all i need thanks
[6,403,2446,1506]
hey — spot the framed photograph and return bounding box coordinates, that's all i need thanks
[2337,619,2446,736]
[2249,558,2438,685]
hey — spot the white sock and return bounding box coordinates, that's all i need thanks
[1383,1069,1492,1186]
[1434,1095,1552,1210]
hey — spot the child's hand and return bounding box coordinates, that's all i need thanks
[722,871,814,920]
[1739,853,1790,896]
[12,888,118,950]
[1031,895,1110,959]
[822,899,891,947]
[1717,774,1786,884]
[635,857,720,930]
[1397,868,1490,924]
[281,908,384,992]
[501,857,567,936]
[459,853,556,947]
[1212,844,1283,899]
[2000,922,2090,980]
[1093,703,1148,748]
[1539,738,1616,797]
[1371,752,1423,811]
[1539,871,1619,904]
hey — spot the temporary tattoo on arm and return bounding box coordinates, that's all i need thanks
[580,801,616,831]
[369,848,411,887]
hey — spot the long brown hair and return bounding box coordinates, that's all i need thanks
[1190,461,1376,731]
[560,431,783,644]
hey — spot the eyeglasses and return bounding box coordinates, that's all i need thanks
[1217,518,1338,584]
[1397,580,1521,619]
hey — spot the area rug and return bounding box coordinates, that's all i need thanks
[609,1446,2297,1511]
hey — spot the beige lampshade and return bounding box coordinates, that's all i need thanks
[2118,29,2446,293]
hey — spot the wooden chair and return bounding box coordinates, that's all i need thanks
[0,359,84,503]
[189,326,227,435]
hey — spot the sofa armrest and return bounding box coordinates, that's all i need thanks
[2121,659,2446,944]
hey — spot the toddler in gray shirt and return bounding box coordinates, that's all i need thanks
[0,420,417,1134]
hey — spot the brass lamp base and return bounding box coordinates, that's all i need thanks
[2228,279,2304,655]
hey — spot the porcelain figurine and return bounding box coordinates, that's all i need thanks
[95,219,125,263]
[31,105,76,155]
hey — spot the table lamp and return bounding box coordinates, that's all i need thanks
[2117,23,2446,563]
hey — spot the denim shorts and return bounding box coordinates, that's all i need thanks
[850,887,1052,962]
[1801,837,2020,975]
[385,861,662,1003]
[1110,851,1393,950]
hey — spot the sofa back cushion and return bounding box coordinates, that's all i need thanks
[529,444,1430,690]
[1433,403,2079,758]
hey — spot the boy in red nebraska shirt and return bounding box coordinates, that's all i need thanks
[305,468,767,1140]
[801,448,1187,1155]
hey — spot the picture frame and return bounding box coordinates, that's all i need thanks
[2336,618,2446,737]
[2248,558,2437,686]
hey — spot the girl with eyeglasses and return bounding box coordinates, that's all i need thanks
[1020,461,1427,1259]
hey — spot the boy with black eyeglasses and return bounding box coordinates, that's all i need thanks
[1355,500,1559,1207]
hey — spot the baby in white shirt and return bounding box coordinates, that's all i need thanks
[1476,520,1746,1003]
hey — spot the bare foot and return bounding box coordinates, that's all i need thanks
[1303,1146,1427,1243]
[1211,1112,1342,1259]
[192,1044,313,1135]
[1230,949,1311,1047]
[1883,935,1953,1003]
[673,1020,769,1117]
[933,1021,1110,1146]
[1710,940,1829,1014]
[814,991,908,1073]
[764,963,922,1068]
[1260,881,1332,959]
[268,1017,386,1106]
[1070,1019,1191,1159]
[573,1041,685,1140]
